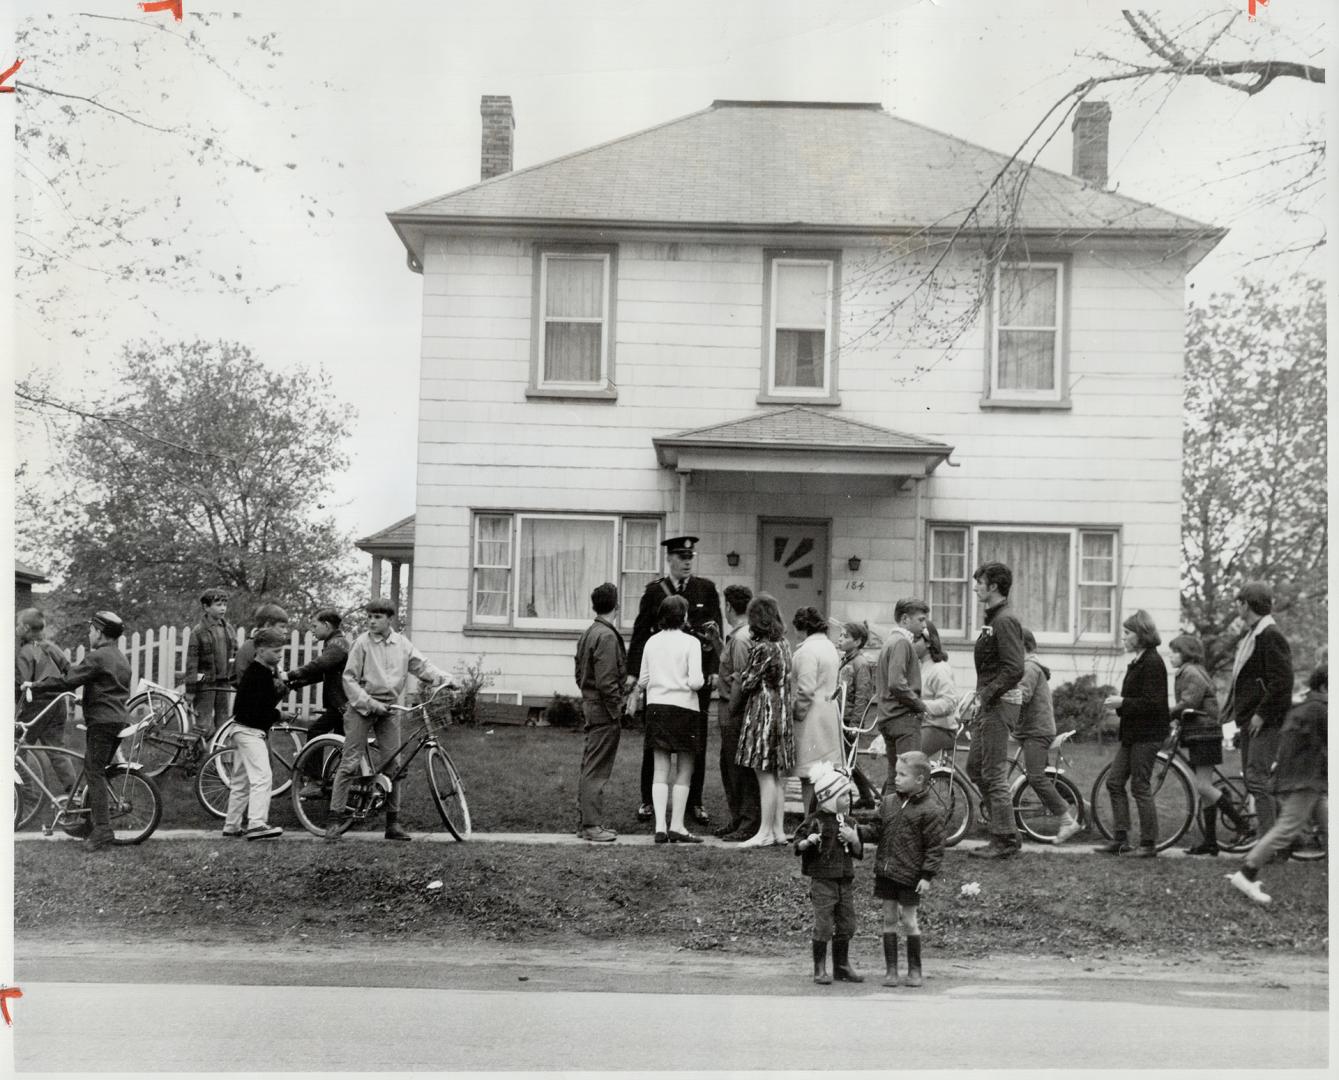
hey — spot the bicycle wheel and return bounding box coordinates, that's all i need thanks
[1012,771,1085,843]
[1213,774,1259,855]
[195,746,237,820]
[14,746,46,830]
[267,724,303,798]
[1089,753,1194,851]
[426,746,471,840]
[927,767,973,847]
[127,692,190,778]
[105,765,163,844]
[290,735,347,837]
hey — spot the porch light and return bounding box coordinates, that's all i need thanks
[726,551,741,568]
[847,555,862,572]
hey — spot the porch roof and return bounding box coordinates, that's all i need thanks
[355,514,415,560]
[652,406,954,478]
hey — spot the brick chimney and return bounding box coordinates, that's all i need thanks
[480,95,514,181]
[1071,100,1111,188]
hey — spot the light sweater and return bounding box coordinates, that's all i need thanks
[638,628,704,711]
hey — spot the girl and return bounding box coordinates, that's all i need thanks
[837,621,880,808]
[1016,630,1082,844]
[916,620,960,760]
[731,593,796,847]
[1096,610,1170,857]
[637,594,706,843]
[791,607,843,811]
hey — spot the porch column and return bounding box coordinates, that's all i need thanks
[406,563,415,635]
[390,559,402,612]
[370,557,383,599]
[677,469,690,534]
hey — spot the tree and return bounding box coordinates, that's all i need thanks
[42,341,361,637]
[1180,276,1327,674]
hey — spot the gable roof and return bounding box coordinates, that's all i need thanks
[356,514,415,556]
[390,100,1220,246]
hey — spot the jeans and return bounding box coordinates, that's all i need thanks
[1021,735,1071,817]
[718,716,760,833]
[966,702,1019,842]
[332,706,403,815]
[878,719,921,794]
[1244,790,1324,871]
[1241,725,1281,836]
[810,878,857,941]
[1105,740,1159,846]
[578,700,622,829]
[224,725,273,830]
[303,709,346,779]
[192,687,233,736]
[21,702,79,792]
[83,723,121,837]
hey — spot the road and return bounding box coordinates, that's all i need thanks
[10,942,1330,1073]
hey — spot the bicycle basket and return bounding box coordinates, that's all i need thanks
[420,690,458,735]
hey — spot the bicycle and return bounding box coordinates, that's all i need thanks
[13,693,163,843]
[288,681,471,839]
[193,720,309,820]
[1090,718,1327,859]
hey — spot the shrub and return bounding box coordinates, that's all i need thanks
[1053,674,1118,742]
[445,654,500,726]
[543,693,583,729]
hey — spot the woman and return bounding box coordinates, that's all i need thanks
[837,620,880,808]
[916,620,960,761]
[1016,629,1082,844]
[637,594,705,844]
[1096,609,1171,857]
[731,593,796,847]
[790,607,843,811]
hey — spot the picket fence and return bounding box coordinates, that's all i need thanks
[67,625,329,720]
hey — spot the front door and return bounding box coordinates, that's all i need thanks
[759,519,830,645]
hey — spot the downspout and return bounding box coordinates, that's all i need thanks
[677,469,690,534]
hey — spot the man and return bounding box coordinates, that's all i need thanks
[329,599,447,842]
[574,583,627,842]
[25,611,132,852]
[183,588,237,740]
[874,598,930,783]
[1223,581,1293,838]
[965,562,1025,859]
[284,608,350,799]
[713,584,760,841]
[626,536,723,826]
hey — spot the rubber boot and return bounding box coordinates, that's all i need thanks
[1185,805,1219,855]
[833,937,865,983]
[881,933,900,987]
[1218,797,1250,839]
[904,935,923,988]
[812,940,832,985]
[384,813,412,842]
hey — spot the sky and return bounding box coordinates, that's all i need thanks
[4,0,1332,560]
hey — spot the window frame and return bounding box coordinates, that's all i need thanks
[528,243,619,401]
[759,248,841,405]
[927,522,1121,646]
[983,258,1070,408]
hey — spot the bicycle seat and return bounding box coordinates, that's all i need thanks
[1050,731,1075,750]
[117,715,156,739]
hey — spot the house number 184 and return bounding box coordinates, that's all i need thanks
[844,580,865,591]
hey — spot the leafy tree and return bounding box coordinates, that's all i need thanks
[1181,275,1327,674]
[41,341,360,638]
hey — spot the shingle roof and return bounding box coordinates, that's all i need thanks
[655,406,952,454]
[15,560,48,584]
[391,100,1217,236]
[356,514,416,552]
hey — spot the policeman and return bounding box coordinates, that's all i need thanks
[626,536,723,826]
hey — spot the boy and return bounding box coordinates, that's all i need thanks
[234,603,289,680]
[224,627,288,840]
[858,751,946,988]
[874,599,930,783]
[183,588,237,739]
[574,583,626,842]
[15,608,78,793]
[284,608,350,799]
[330,599,448,841]
[794,764,865,985]
[24,611,131,851]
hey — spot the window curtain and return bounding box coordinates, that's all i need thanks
[1079,532,1116,634]
[775,329,823,387]
[519,518,615,621]
[930,529,968,632]
[473,516,512,618]
[544,257,604,382]
[774,262,828,388]
[978,530,1070,633]
[620,519,660,625]
[997,267,1057,390]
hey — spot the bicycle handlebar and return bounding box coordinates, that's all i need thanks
[13,691,79,734]
[386,680,460,714]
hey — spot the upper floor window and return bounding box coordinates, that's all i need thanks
[988,261,1066,405]
[529,245,618,400]
[761,251,839,403]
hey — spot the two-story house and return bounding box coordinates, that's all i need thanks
[384,97,1222,701]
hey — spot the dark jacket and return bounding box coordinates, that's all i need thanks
[875,631,924,732]
[33,642,131,728]
[1015,655,1055,740]
[16,640,70,723]
[627,575,723,678]
[973,602,1025,707]
[1227,623,1293,729]
[1116,649,1171,744]
[183,618,236,692]
[794,809,863,880]
[574,615,627,717]
[285,633,350,717]
[233,659,286,733]
[1271,690,1326,796]
[857,787,946,886]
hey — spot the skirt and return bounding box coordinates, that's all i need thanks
[1184,731,1224,768]
[645,703,702,756]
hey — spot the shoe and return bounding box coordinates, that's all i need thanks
[579,825,617,843]
[384,822,413,841]
[84,830,115,852]
[1227,869,1271,905]
[718,830,750,843]
[1124,844,1158,858]
[323,816,350,841]
[298,783,323,799]
[1094,839,1132,855]
[968,841,1018,860]
[654,831,669,844]
[245,824,283,841]
[689,806,711,826]
[668,830,703,844]
[713,820,741,838]
[1053,817,1083,844]
[1184,840,1219,856]
[221,827,245,838]
[636,803,654,822]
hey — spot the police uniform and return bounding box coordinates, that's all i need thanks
[626,537,723,819]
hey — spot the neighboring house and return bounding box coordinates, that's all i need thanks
[15,560,49,611]
[384,96,1222,702]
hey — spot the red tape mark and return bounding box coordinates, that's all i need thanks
[0,58,22,93]
[139,0,184,20]
[1248,0,1269,19]
[0,986,22,1026]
